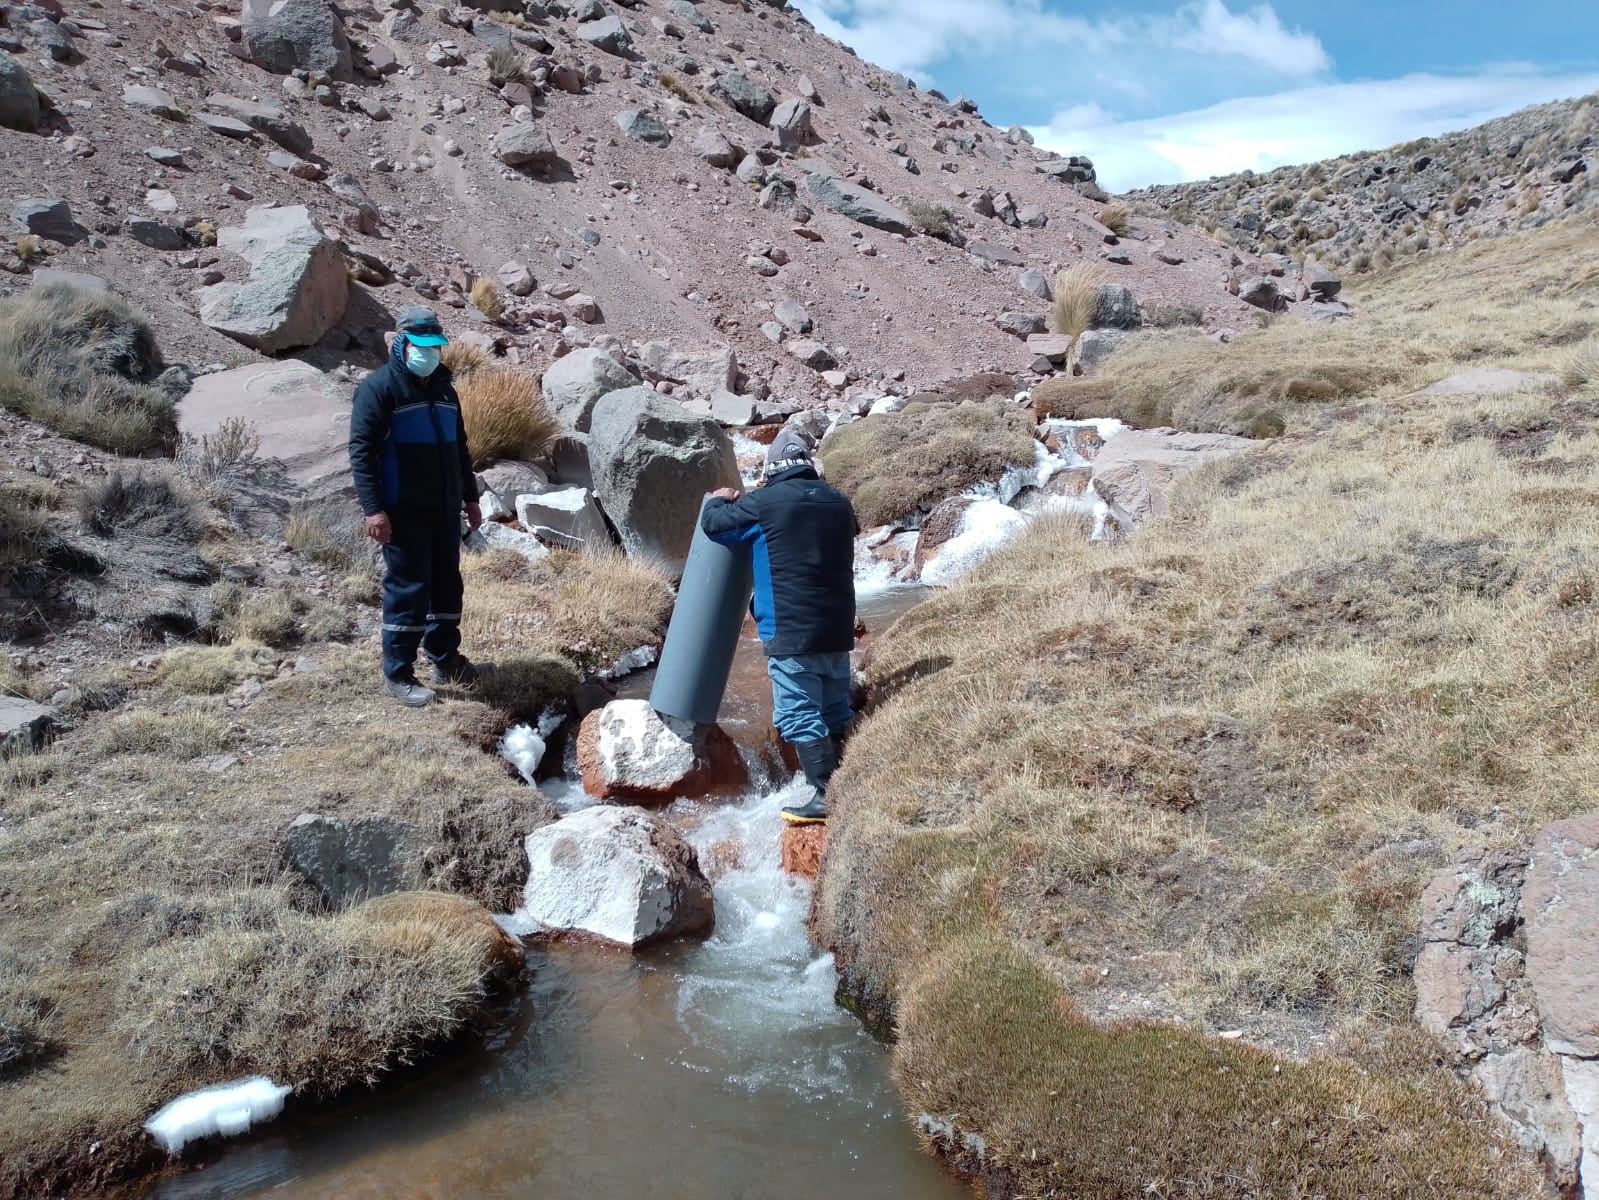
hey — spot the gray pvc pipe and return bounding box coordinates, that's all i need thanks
[649,496,756,726]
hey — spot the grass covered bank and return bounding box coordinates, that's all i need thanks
[814,218,1599,1197]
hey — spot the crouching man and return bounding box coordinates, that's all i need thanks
[702,431,858,824]
[349,307,493,707]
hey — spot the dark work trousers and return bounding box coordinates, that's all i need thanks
[381,513,464,681]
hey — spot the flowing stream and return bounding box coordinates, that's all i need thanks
[146,588,967,1200]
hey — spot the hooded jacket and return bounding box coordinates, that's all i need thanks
[702,464,858,657]
[348,337,478,518]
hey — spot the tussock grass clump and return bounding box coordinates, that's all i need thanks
[1561,337,1599,393]
[896,935,1539,1199]
[456,369,557,468]
[1097,202,1130,235]
[470,277,503,321]
[0,951,51,1078]
[0,478,56,576]
[97,709,230,760]
[907,202,959,244]
[659,71,696,104]
[1049,263,1108,340]
[821,399,1037,527]
[0,283,175,454]
[284,501,366,569]
[116,889,517,1094]
[76,471,200,541]
[442,341,494,380]
[487,46,523,87]
[156,642,276,695]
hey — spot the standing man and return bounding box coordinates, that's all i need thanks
[702,431,858,824]
[349,307,493,707]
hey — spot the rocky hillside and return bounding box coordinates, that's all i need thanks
[0,0,1289,412]
[1128,92,1595,276]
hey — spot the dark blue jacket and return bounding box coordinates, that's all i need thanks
[702,465,858,657]
[348,338,478,518]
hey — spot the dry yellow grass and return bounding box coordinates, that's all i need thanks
[441,341,493,379]
[470,277,504,321]
[1098,202,1131,235]
[1049,262,1108,341]
[814,218,1599,1197]
[456,369,557,468]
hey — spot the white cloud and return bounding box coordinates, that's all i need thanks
[1033,70,1599,192]
[791,0,1327,85]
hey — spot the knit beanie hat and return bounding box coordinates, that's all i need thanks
[764,430,814,477]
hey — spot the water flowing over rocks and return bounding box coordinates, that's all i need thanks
[518,805,715,948]
[576,698,747,803]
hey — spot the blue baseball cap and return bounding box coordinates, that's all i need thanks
[395,306,449,347]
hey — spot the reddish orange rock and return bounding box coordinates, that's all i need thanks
[780,823,828,881]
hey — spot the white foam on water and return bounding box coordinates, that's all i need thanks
[145,1078,291,1154]
[672,779,873,1102]
[919,499,1028,588]
[499,725,547,785]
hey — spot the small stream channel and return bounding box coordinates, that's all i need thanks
[146,588,969,1200]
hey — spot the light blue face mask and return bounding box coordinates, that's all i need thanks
[404,342,441,377]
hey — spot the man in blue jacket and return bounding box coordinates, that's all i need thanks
[348,308,491,707]
[703,431,858,824]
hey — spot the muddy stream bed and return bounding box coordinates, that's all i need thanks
[142,586,968,1200]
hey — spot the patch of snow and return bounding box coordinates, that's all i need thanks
[599,643,659,681]
[919,500,1028,587]
[145,1077,290,1154]
[868,395,906,416]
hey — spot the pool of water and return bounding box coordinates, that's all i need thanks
[146,586,963,1200]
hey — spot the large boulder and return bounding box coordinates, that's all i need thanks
[769,97,813,149]
[802,170,914,234]
[0,51,42,132]
[692,122,741,168]
[576,698,746,802]
[615,108,671,147]
[520,805,715,948]
[667,0,712,32]
[515,487,609,549]
[203,93,312,156]
[587,387,739,571]
[478,460,549,510]
[541,348,640,432]
[12,197,85,245]
[241,0,353,79]
[709,71,774,123]
[1093,284,1141,330]
[1525,812,1599,1059]
[181,360,353,498]
[575,13,631,54]
[1038,155,1096,183]
[1090,428,1251,528]
[199,205,348,353]
[493,121,558,168]
[636,341,736,397]
[0,696,56,757]
[281,812,418,910]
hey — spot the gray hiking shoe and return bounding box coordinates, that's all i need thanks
[384,676,436,707]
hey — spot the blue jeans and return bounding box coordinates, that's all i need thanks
[381,514,464,682]
[767,652,853,745]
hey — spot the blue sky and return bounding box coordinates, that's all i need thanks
[790,0,1599,190]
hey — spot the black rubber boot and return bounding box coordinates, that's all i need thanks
[783,738,837,825]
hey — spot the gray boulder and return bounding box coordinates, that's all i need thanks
[196,112,256,139]
[123,84,185,120]
[521,805,714,949]
[636,340,736,396]
[1303,264,1342,298]
[494,121,558,168]
[1238,276,1282,312]
[12,197,84,245]
[281,812,418,909]
[126,219,185,250]
[0,696,55,757]
[326,172,380,233]
[667,0,712,32]
[242,0,353,80]
[735,153,766,185]
[692,123,740,168]
[515,487,609,549]
[478,460,549,510]
[773,298,811,334]
[758,176,811,221]
[575,13,631,54]
[786,338,836,370]
[200,204,348,352]
[542,348,641,432]
[547,431,594,489]
[802,169,914,234]
[768,97,812,149]
[615,109,671,147]
[0,51,42,131]
[588,387,739,572]
[1038,155,1096,183]
[1093,284,1141,329]
[1017,268,1052,300]
[497,259,536,296]
[204,93,312,156]
[994,311,1045,338]
[709,72,774,123]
